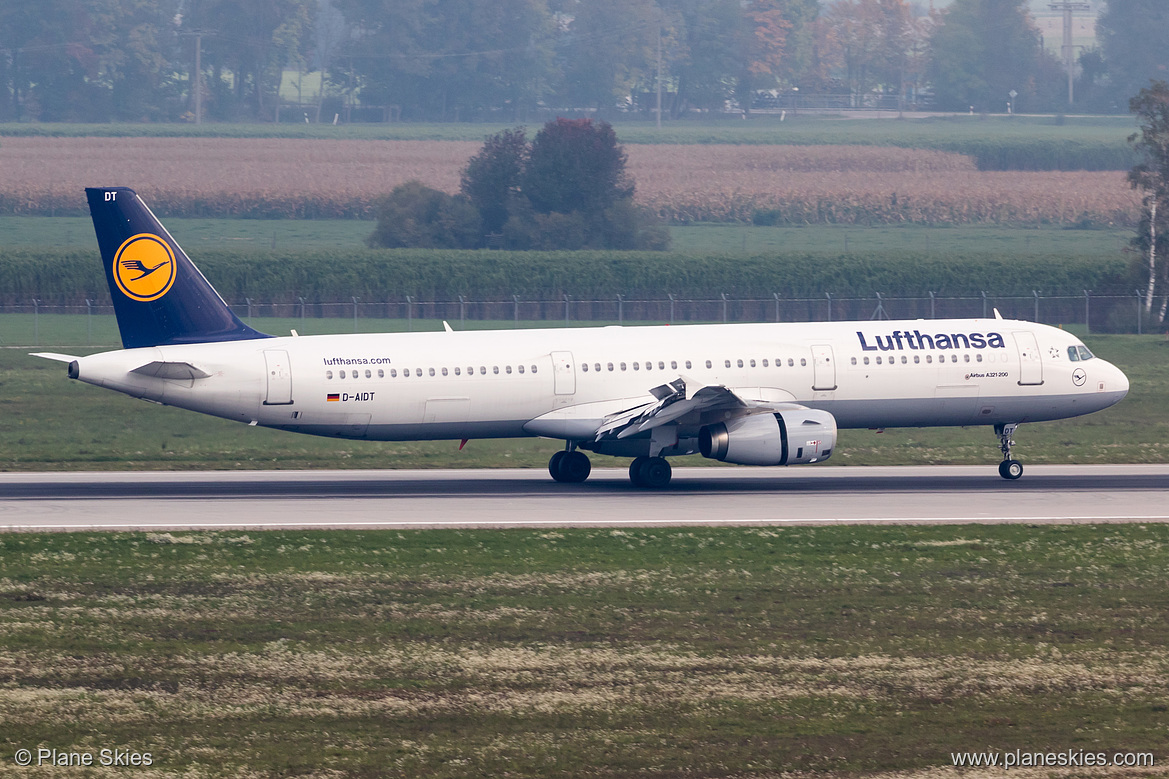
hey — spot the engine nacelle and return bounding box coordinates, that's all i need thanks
[699,409,837,466]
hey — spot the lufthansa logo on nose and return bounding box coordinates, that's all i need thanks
[113,234,176,302]
[1072,368,1087,386]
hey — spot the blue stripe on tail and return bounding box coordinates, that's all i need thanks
[87,187,270,349]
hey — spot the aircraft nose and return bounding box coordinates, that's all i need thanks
[1112,362,1130,396]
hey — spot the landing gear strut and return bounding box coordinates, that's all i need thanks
[995,423,1023,480]
[549,446,591,483]
[629,456,672,488]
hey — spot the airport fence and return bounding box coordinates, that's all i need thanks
[0,291,1157,348]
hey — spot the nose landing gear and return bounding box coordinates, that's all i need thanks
[996,423,1023,480]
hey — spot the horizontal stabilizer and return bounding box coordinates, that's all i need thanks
[131,361,212,380]
[30,352,79,363]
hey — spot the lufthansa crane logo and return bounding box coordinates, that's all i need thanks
[113,234,176,302]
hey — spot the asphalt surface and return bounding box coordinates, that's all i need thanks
[1,464,1167,530]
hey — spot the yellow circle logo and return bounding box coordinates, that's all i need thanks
[113,234,176,302]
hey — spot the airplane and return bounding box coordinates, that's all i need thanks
[33,187,1129,488]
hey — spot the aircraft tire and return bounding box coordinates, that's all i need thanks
[998,459,1023,480]
[548,451,567,482]
[639,457,672,488]
[629,456,649,487]
[557,451,592,483]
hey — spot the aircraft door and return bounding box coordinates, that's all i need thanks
[263,349,293,405]
[1012,332,1044,386]
[551,351,576,395]
[811,344,837,391]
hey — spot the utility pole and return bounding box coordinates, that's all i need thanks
[194,31,202,124]
[655,8,663,130]
[1048,2,1090,105]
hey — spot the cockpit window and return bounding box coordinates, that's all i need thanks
[1077,345,1094,361]
[1067,346,1080,362]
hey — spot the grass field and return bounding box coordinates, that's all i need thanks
[3,334,1166,471]
[1,525,1167,777]
[0,215,1135,258]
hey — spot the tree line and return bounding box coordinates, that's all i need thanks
[0,0,1165,123]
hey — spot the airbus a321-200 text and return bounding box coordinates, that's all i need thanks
[34,188,1130,488]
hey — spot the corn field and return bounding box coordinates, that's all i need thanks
[0,137,1141,225]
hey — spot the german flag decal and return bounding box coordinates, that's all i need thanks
[327,393,340,402]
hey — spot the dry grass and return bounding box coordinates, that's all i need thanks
[0,137,1140,224]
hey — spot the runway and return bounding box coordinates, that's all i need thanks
[1,464,1167,530]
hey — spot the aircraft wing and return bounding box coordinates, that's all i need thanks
[594,376,798,442]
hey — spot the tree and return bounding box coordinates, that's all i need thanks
[183,0,315,120]
[555,0,658,113]
[367,181,481,249]
[460,128,528,236]
[927,0,1062,113]
[523,118,631,215]
[1128,80,1169,323]
[1098,0,1169,105]
[336,0,556,121]
[456,118,666,250]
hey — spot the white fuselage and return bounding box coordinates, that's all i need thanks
[69,318,1129,455]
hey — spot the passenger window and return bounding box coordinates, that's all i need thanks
[506,366,512,374]
[926,355,932,364]
[493,366,500,374]
[705,360,712,369]
[737,359,744,368]
[951,355,957,363]
[633,362,640,370]
[468,366,474,375]
[454,367,460,376]
[595,363,601,372]
[850,357,857,365]
[390,369,397,378]
[378,369,384,378]
[901,356,907,364]
[518,365,525,374]
[326,370,333,379]
[788,359,795,367]
[976,354,982,362]
[963,354,970,363]
[724,360,732,368]
[800,358,807,367]
[480,366,486,375]
[339,370,346,379]
[876,356,882,365]
[582,363,588,372]
[863,356,870,365]
[685,361,692,369]
[607,363,614,372]
[365,369,372,378]
[429,368,436,376]
[441,367,448,376]
[531,365,538,373]
[750,359,756,368]
[620,362,627,371]
[659,361,665,370]
[762,359,769,367]
[913,356,920,364]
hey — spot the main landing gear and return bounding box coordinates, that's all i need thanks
[629,456,672,488]
[996,423,1023,480]
[547,447,674,488]
[549,447,591,483]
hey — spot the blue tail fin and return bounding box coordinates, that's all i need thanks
[87,187,269,349]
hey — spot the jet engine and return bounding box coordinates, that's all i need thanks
[699,409,837,466]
